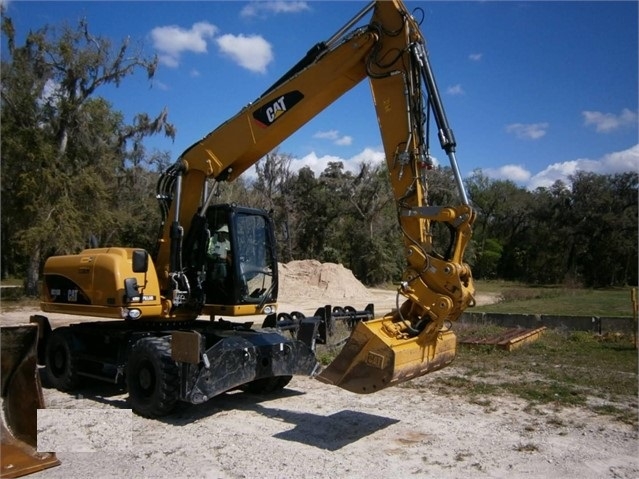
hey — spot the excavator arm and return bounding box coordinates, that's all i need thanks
[154,0,476,391]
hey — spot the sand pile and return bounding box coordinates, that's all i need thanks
[277,259,372,303]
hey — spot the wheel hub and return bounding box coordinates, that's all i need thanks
[138,366,153,392]
[53,349,66,372]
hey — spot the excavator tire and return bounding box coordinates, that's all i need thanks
[43,327,79,391]
[126,336,179,418]
[241,375,292,394]
[1,325,60,478]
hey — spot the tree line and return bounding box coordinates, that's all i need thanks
[231,157,638,289]
[2,14,637,295]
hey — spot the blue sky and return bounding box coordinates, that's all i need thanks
[3,0,638,189]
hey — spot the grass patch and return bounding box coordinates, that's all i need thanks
[472,282,634,316]
[502,380,586,407]
[435,375,501,397]
[447,326,638,425]
[590,404,638,425]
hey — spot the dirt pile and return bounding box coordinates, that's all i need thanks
[277,260,372,303]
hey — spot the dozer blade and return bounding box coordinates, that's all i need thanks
[316,317,456,393]
[1,325,60,478]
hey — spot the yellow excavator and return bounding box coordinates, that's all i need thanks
[2,3,475,469]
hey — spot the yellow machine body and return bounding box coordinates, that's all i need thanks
[41,247,164,319]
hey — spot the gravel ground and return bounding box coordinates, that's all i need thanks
[29,369,639,479]
[1,266,637,478]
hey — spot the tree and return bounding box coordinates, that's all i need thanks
[522,180,573,284]
[290,166,327,259]
[1,15,175,294]
[340,161,402,284]
[347,162,394,240]
[253,150,296,261]
[568,171,638,286]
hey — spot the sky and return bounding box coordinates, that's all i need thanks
[2,0,638,190]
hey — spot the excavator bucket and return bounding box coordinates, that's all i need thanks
[1,325,60,478]
[316,316,457,393]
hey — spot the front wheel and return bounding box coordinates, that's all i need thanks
[126,336,179,417]
[44,327,80,391]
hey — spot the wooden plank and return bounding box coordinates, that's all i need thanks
[459,327,546,351]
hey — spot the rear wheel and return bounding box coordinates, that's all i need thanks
[126,336,179,417]
[241,375,292,394]
[44,327,79,391]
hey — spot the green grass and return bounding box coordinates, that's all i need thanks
[473,281,635,316]
[425,326,639,426]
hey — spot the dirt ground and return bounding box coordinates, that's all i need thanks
[1,261,637,478]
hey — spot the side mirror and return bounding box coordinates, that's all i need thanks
[132,249,149,273]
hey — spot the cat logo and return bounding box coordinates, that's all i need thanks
[253,90,304,128]
[267,96,286,123]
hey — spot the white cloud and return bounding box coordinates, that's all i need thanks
[151,22,217,67]
[505,122,549,140]
[247,145,636,191]
[446,84,465,96]
[291,151,341,173]
[527,161,580,189]
[241,1,310,18]
[243,146,442,182]
[313,130,352,146]
[528,144,639,189]
[582,108,638,133]
[335,136,353,146]
[480,145,638,190]
[216,34,273,73]
[483,164,532,183]
[313,130,339,140]
[602,144,639,172]
[348,147,386,166]
[291,147,385,176]
[469,53,483,61]
[150,21,274,73]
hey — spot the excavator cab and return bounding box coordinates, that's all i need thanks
[198,204,278,317]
